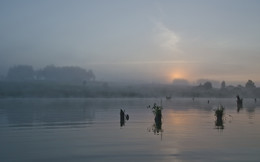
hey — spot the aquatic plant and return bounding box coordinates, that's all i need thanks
[148,103,163,126]
[148,103,163,116]
[147,103,163,136]
[215,105,224,119]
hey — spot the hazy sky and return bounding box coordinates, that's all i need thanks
[1,0,260,84]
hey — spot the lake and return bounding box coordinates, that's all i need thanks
[0,98,260,162]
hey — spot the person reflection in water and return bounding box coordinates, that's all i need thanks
[215,105,224,130]
[237,95,243,109]
[236,95,243,112]
[120,109,129,127]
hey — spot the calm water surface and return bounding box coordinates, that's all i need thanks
[1,98,260,162]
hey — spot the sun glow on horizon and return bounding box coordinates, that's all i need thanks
[167,68,190,83]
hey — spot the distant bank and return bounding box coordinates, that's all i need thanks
[0,81,259,98]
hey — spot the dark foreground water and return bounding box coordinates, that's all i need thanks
[1,98,260,162]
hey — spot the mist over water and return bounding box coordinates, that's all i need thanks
[1,1,260,161]
[1,98,260,161]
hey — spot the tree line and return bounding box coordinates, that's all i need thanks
[5,65,95,84]
[0,65,259,98]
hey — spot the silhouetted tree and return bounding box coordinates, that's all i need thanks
[203,81,213,90]
[245,80,256,89]
[221,81,226,89]
[87,70,95,81]
[36,65,95,84]
[7,65,35,81]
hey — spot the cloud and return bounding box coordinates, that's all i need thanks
[154,22,181,53]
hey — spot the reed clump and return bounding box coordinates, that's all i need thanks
[215,105,224,119]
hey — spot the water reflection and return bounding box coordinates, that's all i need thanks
[237,105,242,113]
[246,101,256,120]
[0,99,95,128]
[148,119,163,141]
[215,118,224,130]
[151,117,163,135]
[214,106,224,130]
[1,98,260,162]
[236,95,243,112]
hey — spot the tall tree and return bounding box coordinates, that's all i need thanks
[221,81,226,89]
[203,81,213,90]
[37,65,95,84]
[245,80,256,89]
[7,65,35,81]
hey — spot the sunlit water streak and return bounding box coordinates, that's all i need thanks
[0,98,260,161]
